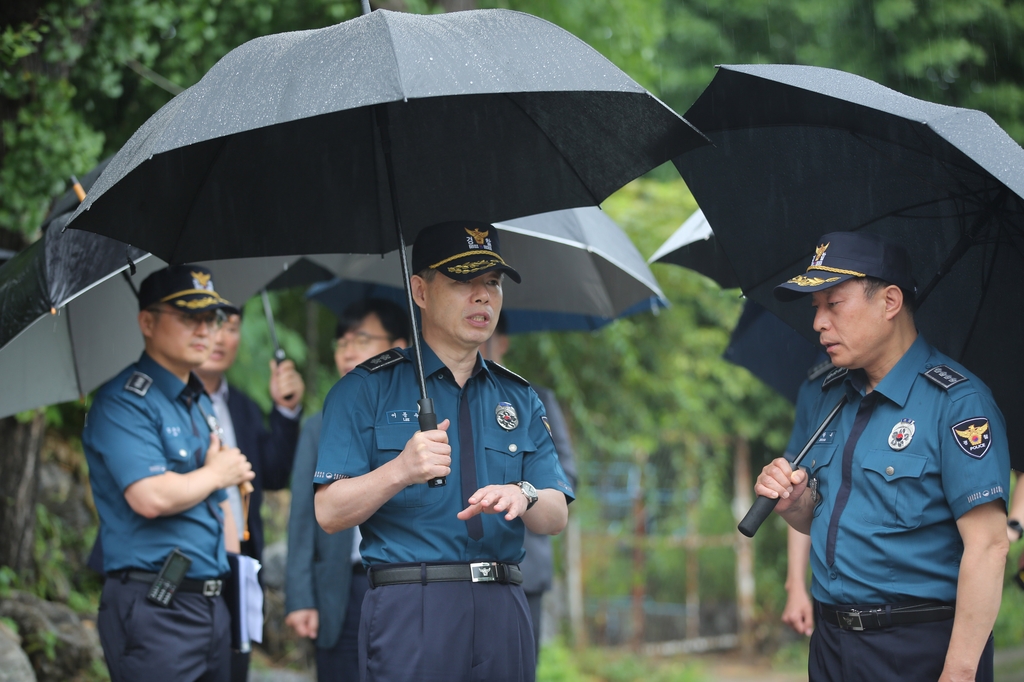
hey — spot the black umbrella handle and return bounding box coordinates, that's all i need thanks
[418,398,446,487]
[737,394,847,538]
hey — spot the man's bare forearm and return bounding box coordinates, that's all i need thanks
[521,489,568,535]
[778,495,814,535]
[124,468,222,519]
[314,461,407,533]
[942,502,1008,680]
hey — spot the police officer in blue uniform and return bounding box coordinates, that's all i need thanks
[314,222,575,682]
[756,232,1010,682]
[84,265,255,682]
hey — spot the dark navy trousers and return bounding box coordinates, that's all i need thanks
[98,577,231,682]
[358,579,535,682]
[810,603,993,682]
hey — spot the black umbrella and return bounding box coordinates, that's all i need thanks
[647,208,741,289]
[674,63,1024,469]
[66,8,705,482]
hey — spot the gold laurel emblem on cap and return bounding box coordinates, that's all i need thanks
[810,242,829,267]
[447,258,500,275]
[465,227,489,245]
[191,271,213,291]
[175,296,224,309]
[787,274,842,287]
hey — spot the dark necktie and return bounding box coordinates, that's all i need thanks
[459,391,484,540]
[825,391,880,566]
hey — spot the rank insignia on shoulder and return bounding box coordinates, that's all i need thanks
[821,366,848,390]
[486,360,529,387]
[358,350,408,372]
[952,417,992,459]
[496,402,519,430]
[124,371,153,397]
[923,365,967,390]
[888,419,915,450]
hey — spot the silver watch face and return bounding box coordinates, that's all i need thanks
[519,480,538,499]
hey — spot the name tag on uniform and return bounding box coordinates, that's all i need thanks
[387,409,419,424]
[816,430,836,445]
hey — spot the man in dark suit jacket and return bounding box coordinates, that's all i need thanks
[285,298,408,682]
[196,310,304,682]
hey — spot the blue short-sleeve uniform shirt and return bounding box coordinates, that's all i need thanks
[803,336,1009,605]
[314,343,575,566]
[82,352,229,579]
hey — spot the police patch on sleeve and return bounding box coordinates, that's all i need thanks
[951,417,992,459]
[541,416,553,437]
[124,371,153,397]
[496,402,519,430]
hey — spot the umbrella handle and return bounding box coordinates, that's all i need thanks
[419,398,446,488]
[737,394,847,538]
[271,349,296,402]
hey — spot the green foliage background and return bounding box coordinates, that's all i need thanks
[4,0,1024,660]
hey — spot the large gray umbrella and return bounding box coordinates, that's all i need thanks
[647,208,741,289]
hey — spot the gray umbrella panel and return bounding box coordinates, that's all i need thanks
[66,9,703,263]
[647,208,741,289]
[305,207,666,319]
[0,252,313,419]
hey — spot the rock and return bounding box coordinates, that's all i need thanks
[0,591,103,682]
[261,540,287,589]
[0,620,36,682]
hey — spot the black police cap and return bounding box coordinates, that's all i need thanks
[412,221,522,284]
[774,232,916,302]
[138,264,238,313]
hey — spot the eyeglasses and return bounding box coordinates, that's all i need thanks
[150,306,227,331]
[333,331,392,352]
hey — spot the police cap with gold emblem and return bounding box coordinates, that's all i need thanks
[138,264,239,313]
[412,221,522,284]
[774,231,916,301]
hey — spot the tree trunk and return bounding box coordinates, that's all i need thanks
[0,413,45,578]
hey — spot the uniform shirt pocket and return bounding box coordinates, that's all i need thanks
[859,450,928,528]
[373,424,434,508]
[805,442,839,518]
[482,430,537,485]
[160,427,196,474]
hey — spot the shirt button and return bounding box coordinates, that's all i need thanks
[829,571,838,580]
[509,444,518,453]
[885,466,895,476]
[179,449,188,457]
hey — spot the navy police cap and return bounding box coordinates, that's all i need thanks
[138,264,238,313]
[774,232,916,302]
[412,221,522,284]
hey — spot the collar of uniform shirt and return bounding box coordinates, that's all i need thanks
[861,335,929,408]
[415,339,490,385]
[136,351,205,404]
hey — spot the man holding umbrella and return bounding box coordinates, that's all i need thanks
[314,221,575,682]
[83,265,255,681]
[755,232,1009,681]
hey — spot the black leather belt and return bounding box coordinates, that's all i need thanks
[367,562,522,589]
[819,601,954,631]
[109,570,224,597]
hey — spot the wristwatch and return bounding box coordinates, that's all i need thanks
[1009,519,1023,541]
[515,481,539,511]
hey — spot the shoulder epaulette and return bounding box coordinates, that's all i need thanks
[124,371,153,397]
[821,366,848,390]
[486,360,530,387]
[922,364,968,391]
[358,349,409,372]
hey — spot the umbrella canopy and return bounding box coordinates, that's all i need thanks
[723,301,827,404]
[647,208,741,288]
[673,63,1024,466]
[305,206,668,333]
[65,9,705,263]
[301,206,668,320]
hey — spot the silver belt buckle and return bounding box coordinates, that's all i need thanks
[202,580,221,597]
[840,610,864,631]
[470,562,497,583]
